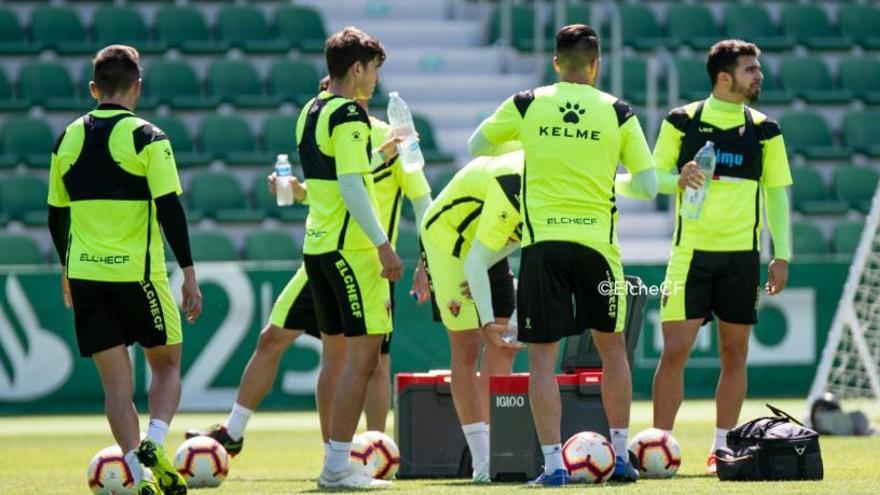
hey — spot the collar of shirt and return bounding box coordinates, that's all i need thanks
[706,94,744,114]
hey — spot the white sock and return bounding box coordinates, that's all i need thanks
[124,449,145,485]
[610,428,629,461]
[146,418,169,446]
[541,444,564,474]
[462,422,490,475]
[325,440,352,472]
[711,428,729,452]
[225,403,254,441]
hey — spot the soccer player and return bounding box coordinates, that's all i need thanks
[47,45,202,495]
[650,40,792,475]
[298,27,401,489]
[469,25,657,485]
[419,150,524,482]
[184,78,431,454]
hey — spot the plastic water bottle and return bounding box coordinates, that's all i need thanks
[680,141,716,220]
[387,91,425,173]
[501,309,519,344]
[274,154,294,207]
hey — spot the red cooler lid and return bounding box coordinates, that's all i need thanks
[489,373,581,394]
[395,370,451,392]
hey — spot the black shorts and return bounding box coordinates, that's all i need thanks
[69,278,182,357]
[303,250,392,338]
[661,248,760,325]
[517,241,625,343]
[429,257,516,325]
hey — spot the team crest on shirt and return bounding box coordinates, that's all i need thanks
[347,104,359,115]
[447,299,461,317]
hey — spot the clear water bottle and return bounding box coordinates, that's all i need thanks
[501,309,519,344]
[275,154,294,207]
[387,91,425,173]
[680,141,716,220]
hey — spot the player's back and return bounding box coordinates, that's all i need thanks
[49,106,180,282]
[515,82,640,247]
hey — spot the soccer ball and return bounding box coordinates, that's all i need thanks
[561,431,616,484]
[173,436,230,488]
[87,445,135,495]
[349,431,400,480]
[627,428,681,479]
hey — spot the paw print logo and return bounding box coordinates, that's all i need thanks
[352,130,362,141]
[559,102,585,124]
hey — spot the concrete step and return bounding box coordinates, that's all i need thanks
[383,73,536,104]
[298,0,451,21]
[379,47,507,75]
[316,19,486,48]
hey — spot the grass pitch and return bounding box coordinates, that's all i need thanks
[1,399,877,494]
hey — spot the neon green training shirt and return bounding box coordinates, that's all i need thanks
[296,91,380,254]
[421,151,523,258]
[47,105,182,282]
[653,95,792,252]
[477,82,654,248]
[369,116,431,249]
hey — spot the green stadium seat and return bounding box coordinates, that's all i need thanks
[268,61,321,106]
[833,165,878,213]
[149,116,210,168]
[217,6,289,53]
[666,5,717,50]
[779,57,852,104]
[275,6,327,53]
[19,62,82,111]
[723,5,793,52]
[563,4,591,26]
[262,115,298,158]
[618,5,674,51]
[252,175,308,222]
[412,115,454,163]
[839,5,880,51]
[2,117,55,168]
[188,172,263,222]
[30,6,92,54]
[839,57,880,105]
[0,66,27,112]
[781,5,851,51]
[790,166,849,215]
[243,231,300,261]
[601,57,651,105]
[154,6,226,54]
[779,111,851,161]
[489,4,537,52]
[189,231,238,262]
[833,221,864,257]
[793,222,829,256]
[207,60,280,108]
[0,8,36,55]
[144,61,217,109]
[0,233,43,265]
[199,115,270,165]
[842,111,880,158]
[92,6,164,54]
[674,57,709,101]
[757,65,795,105]
[0,175,48,225]
[394,224,421,261]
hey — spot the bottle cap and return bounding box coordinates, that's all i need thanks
[705,141,714,147]
[277,154,288,162]
[389,91,399,98]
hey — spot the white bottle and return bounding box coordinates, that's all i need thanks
[275,154,294,207]
[680,141,717,221]
[501,309,519,344]
[387,91,425,173]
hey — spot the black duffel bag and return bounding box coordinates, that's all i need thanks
[716,404,823,481]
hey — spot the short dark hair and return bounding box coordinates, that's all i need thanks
[707,40,761,86]
[555,24,600,73]
[92,45,141,97]
[325,27,386,79]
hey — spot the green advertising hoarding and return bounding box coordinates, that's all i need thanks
[0,260,848,413]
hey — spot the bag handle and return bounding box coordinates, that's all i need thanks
[766,403,806,427]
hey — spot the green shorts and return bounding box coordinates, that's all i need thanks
[268,264,320,338]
